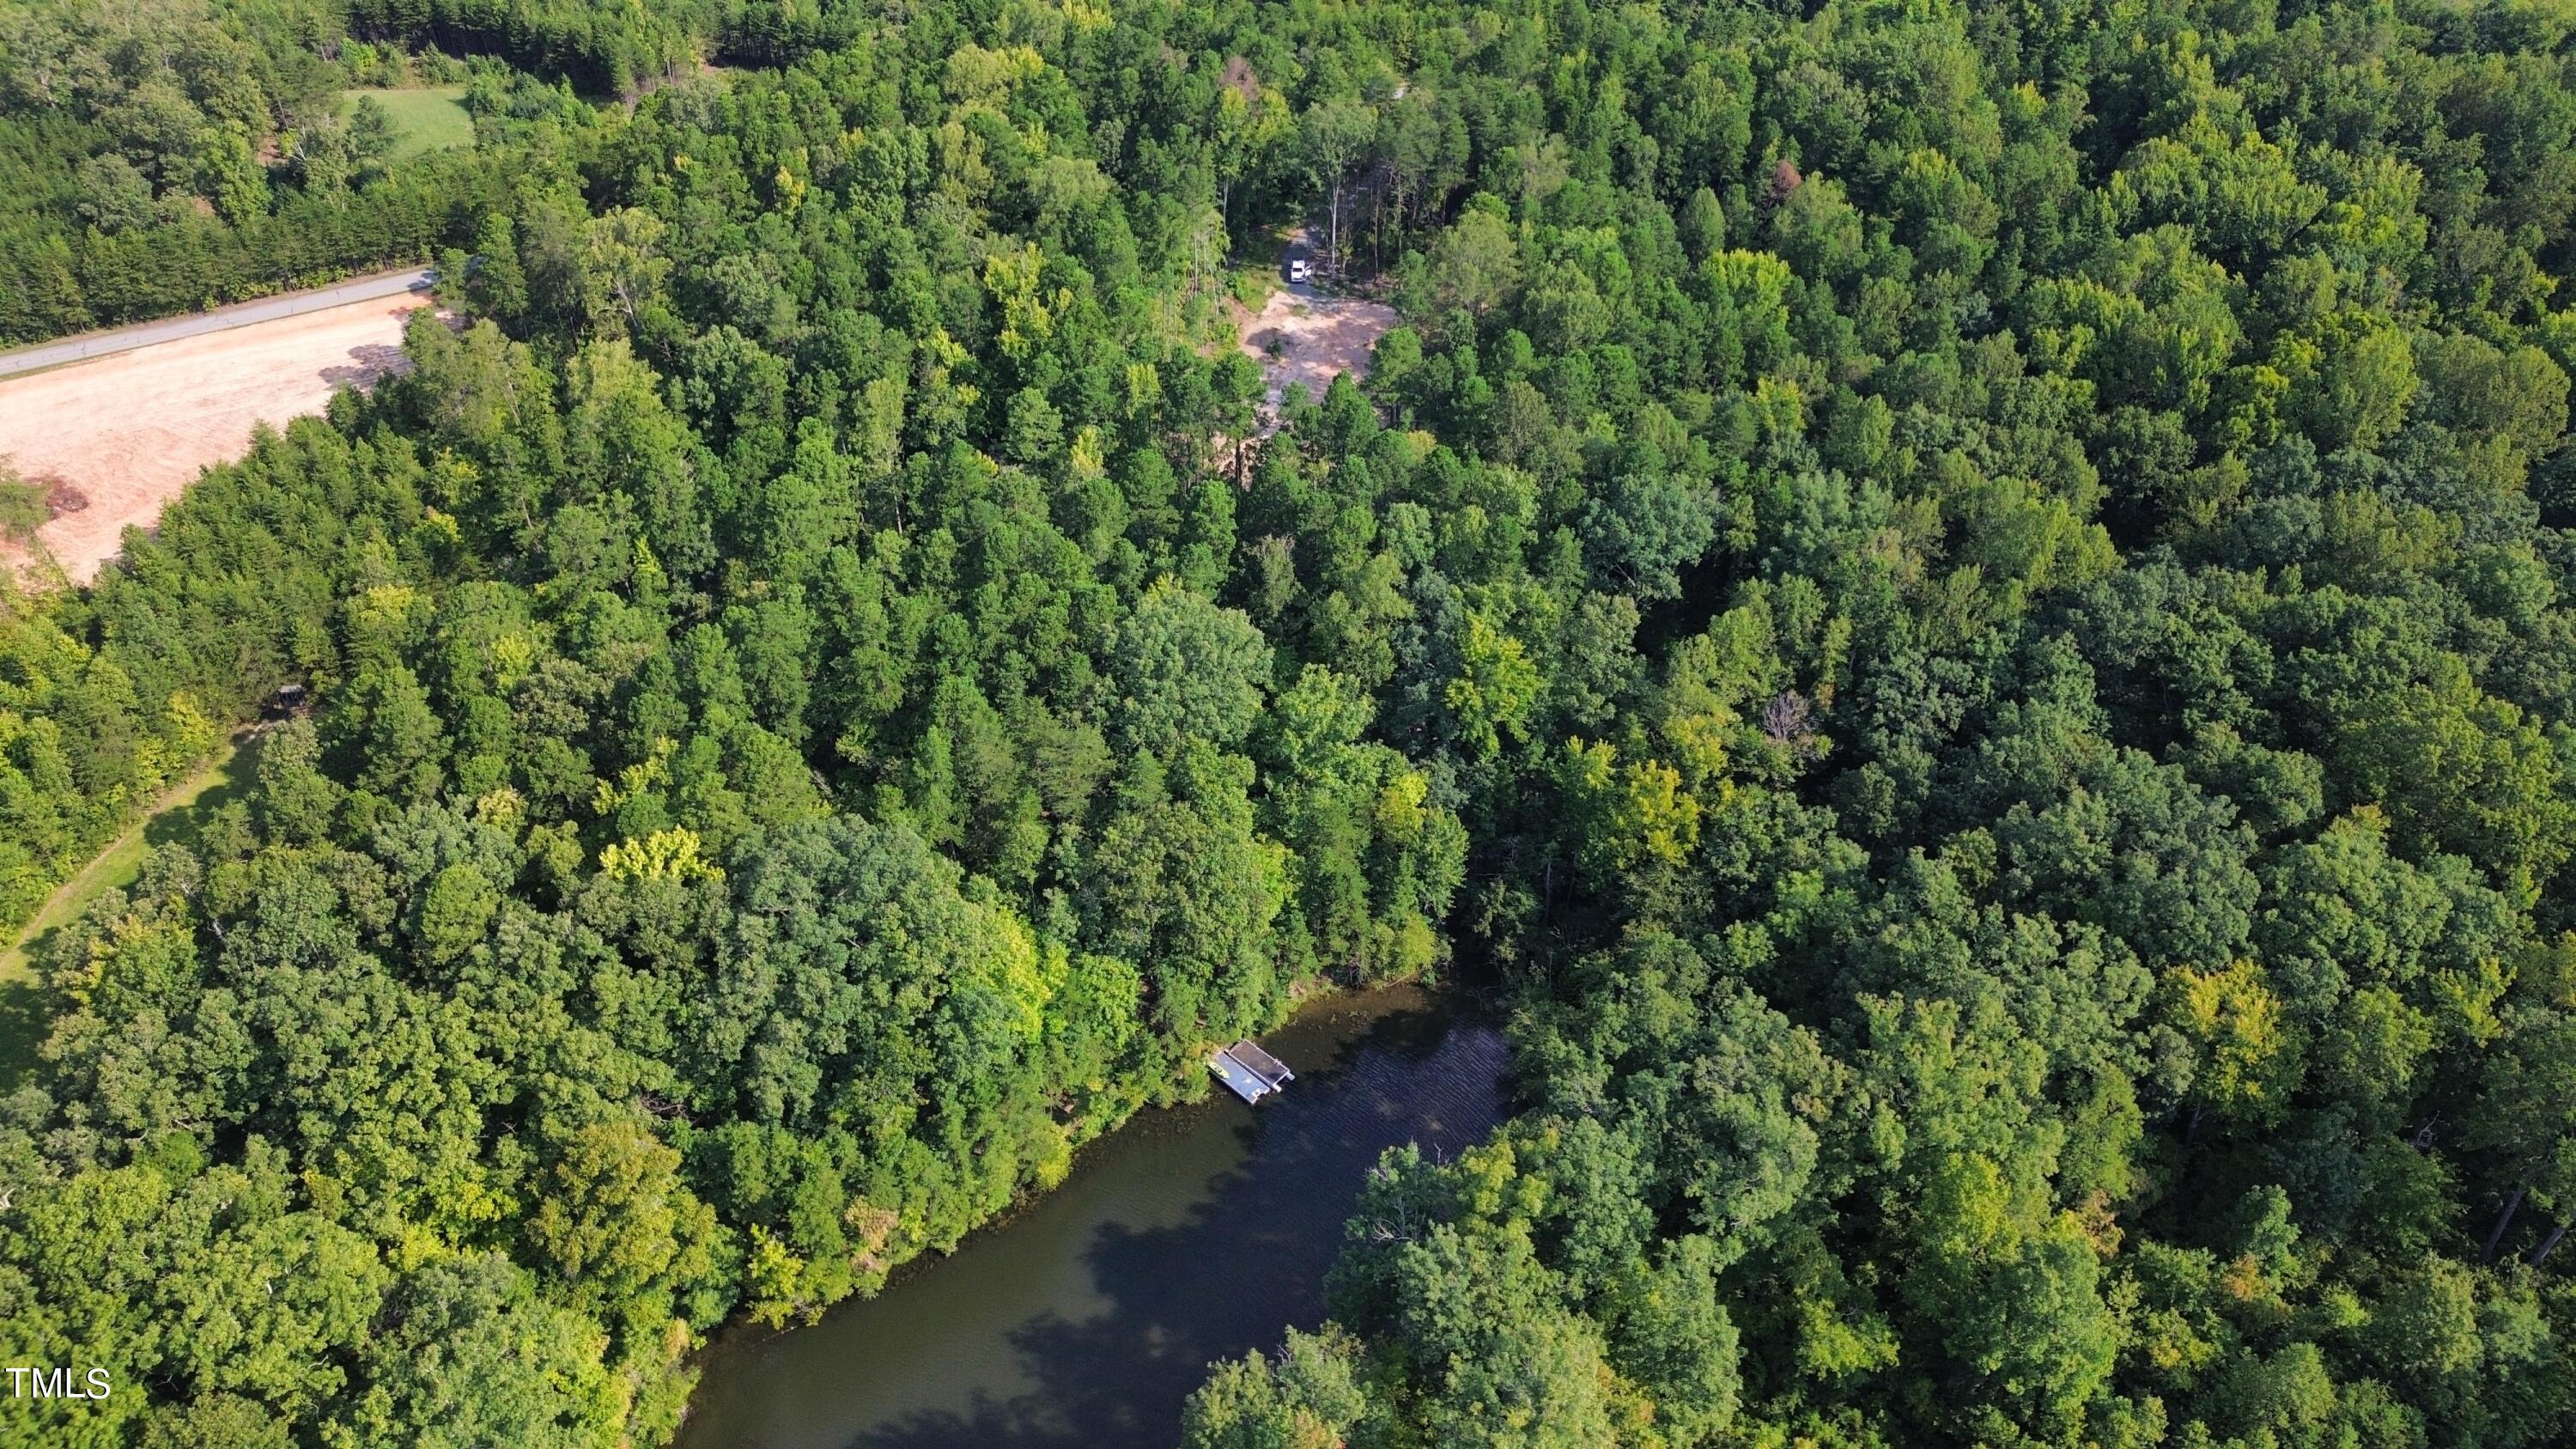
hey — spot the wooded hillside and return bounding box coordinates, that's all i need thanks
[1,0,2573,1446]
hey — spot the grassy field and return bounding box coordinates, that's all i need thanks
[345,86,473,158]
[0,731,264,1089]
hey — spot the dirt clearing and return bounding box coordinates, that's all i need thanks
[1236,286,1399,430]
[0,291,429,584]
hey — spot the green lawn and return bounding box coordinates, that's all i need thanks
[344,85,473,159]
[0,731,264,1089]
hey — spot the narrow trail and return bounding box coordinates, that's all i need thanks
[0,728,261,1087]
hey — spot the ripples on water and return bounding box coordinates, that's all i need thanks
[677,983,1510,1449]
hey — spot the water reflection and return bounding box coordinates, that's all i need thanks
[679,983,1508,1449]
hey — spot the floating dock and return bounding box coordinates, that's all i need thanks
[1211,1039,1296,1104]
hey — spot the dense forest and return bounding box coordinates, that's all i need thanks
[0,0,482,341]
[3,0,2576,1445]
[0,0,819,343]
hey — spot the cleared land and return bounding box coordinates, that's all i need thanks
[0,289,429,582]
[347,85,473,156]
[1235,286,1400,427]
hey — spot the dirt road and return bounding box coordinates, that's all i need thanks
[0,289,430,583]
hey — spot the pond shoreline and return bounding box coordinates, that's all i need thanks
[676,979,1507,1449]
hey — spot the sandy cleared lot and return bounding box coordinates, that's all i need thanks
[1236,286,1399,429]
[0,291,429,583]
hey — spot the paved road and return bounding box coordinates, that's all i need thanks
[0,267,436,381]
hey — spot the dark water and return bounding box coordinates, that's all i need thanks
[676,983,1509,1449]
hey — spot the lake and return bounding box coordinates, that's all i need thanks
[675,982,1507,1449]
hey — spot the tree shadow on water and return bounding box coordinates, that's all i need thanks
[846,1008,1508,1449]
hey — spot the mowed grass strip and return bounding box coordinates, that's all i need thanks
[344,85,473,158]
[0,731,264,1087]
